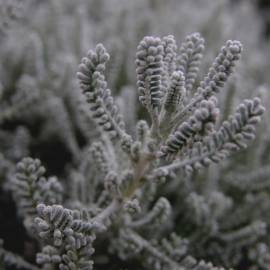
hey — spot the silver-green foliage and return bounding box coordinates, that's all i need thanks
[0,1,268,269]
[13,33,263,270]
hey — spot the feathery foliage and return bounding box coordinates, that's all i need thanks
[0,1,269,270]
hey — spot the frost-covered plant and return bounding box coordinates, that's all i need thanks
[0,1,269,270]
[0,0,268,173]
[3,32,265,270]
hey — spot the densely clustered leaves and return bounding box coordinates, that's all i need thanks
[12,157,63,230]
[4,31,265,270]
[77,44,127,139]
[177,32,205,93]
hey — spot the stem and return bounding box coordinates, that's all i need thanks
[94,200,118,224]
[150,107,161,139]
[124,153,154,198]
[171,96,202,127]
[125,229,183,269]
[153,152,209,174]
